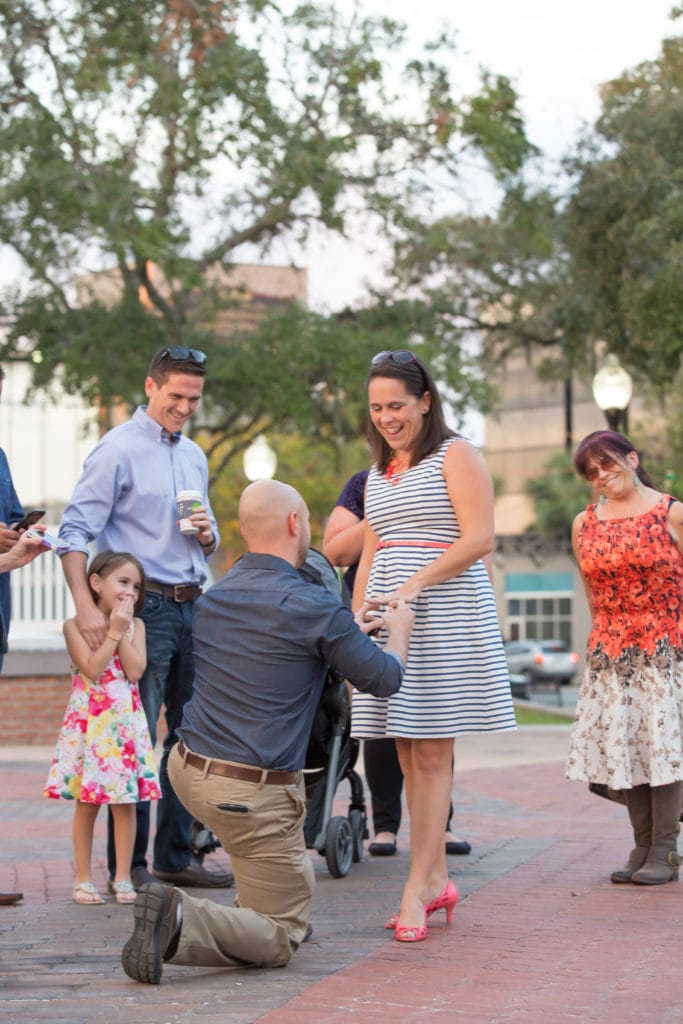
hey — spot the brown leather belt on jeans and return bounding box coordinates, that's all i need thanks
[177,740,298,785]
[146,581,202,603]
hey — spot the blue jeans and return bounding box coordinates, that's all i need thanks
[107,593,195,876]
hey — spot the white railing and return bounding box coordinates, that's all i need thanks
[9,549,74,637]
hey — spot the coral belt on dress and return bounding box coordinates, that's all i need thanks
[376,540,450,550]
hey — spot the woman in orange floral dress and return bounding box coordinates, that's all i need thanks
[567,430,683,885]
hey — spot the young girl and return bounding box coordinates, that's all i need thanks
[45,551,161,904]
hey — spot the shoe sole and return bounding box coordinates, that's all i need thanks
[121,882,171,984]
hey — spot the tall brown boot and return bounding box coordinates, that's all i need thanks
[611,784,652,883]
[632,781,682,886]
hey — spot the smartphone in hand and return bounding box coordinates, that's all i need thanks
[14,509,46,531]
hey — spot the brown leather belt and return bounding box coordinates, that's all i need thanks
[146,580,202,603]
[177,741,299,785]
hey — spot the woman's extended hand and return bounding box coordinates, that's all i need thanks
[371,583,422,605]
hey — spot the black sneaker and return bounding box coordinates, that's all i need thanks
[121,882,182,984]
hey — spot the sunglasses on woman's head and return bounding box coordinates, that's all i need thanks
[371,350,418,366]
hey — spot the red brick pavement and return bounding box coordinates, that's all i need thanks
[2,731,683,1024]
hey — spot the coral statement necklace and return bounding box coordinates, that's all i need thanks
[385,456,410,485]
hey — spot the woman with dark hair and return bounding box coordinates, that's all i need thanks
[567,430,683,885]
[322,468,472,858]
[351,351,515,942]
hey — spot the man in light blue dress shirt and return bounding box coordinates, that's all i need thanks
[59,347,232,890]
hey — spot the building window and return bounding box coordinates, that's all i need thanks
[505,572,573,647]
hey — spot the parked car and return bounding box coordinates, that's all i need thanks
[504,639,580,687]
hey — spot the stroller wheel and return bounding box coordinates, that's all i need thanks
[349,808,365,863]
[325,816,353,878]
[190,820,221,862]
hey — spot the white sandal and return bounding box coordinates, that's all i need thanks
[73,881,104,905]
[111,879,136,904]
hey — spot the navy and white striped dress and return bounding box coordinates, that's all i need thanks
[351,439,516,739]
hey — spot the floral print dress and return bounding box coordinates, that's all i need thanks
[566,495,683,789]
[45,636,161,804]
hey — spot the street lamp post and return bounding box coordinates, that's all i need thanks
[243,434,277,481]
[592,354,633,433]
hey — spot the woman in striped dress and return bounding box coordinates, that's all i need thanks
[352,351,515,942]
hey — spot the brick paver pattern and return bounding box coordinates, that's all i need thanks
[2,730,682,1024]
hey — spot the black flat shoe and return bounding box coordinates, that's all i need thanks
[445,839,472,856]
[0,892,23,906]
[368,839,397,857]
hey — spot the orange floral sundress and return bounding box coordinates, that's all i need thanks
[567,494,683,789]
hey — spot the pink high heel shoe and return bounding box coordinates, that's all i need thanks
[395,909,428,943]
[424,879,459,923]
[385,879,459,930]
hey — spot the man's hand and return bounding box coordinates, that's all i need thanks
[75,603,109,651]
[186,504,214,550]
[0,523,20,555]
[354,600,385,635]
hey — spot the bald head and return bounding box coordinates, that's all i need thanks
[239,479,311,566]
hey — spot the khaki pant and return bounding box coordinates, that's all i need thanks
[167,743,314,969]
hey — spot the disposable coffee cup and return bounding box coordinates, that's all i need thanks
[176,490,203,535]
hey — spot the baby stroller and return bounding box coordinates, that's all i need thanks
[191,548,368,879]
[299,548,369,877]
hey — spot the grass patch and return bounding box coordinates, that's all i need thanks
[514,703,573,726]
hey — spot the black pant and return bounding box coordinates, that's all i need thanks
[364,738,454,836]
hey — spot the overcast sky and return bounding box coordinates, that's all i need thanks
[300,0,678,311]
[379,0,678,162]
[1,2,677,315]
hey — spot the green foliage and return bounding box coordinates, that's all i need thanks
[195,298,492,488]
[388,182,576,373]
[460,73,537,183]
[559,36,683,388]
[524,451,592,539]
[384,26,683,443]
[0,0,535,466]
[206,429,369,570]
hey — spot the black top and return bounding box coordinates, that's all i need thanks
[334,468,368,597]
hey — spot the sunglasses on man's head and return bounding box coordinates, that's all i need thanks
[371,350,418,366]
[154,346,207,367]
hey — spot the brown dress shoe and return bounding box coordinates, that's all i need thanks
[153,855,234,888]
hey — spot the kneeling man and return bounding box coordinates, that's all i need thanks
[122,479,413,983]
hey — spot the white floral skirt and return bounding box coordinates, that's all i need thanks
[566,641,683,790]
